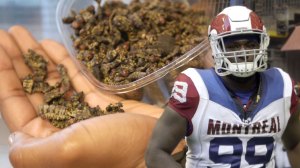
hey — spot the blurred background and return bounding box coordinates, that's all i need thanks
[0,0,61,41]
[0,0,299,167]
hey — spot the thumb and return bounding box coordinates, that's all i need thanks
[8,132,33,146]
[8,131,69,168]
[8,132,38,168]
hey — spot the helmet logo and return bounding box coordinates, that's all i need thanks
[236,27,248,31]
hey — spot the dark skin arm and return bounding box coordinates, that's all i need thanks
[282,105,300,167]
[145,106,187,168]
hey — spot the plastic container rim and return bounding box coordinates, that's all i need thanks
[56,0,210,94]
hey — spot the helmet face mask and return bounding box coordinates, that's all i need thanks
[208,6,270,77]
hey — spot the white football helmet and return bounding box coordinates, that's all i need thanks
[208,6,270,77]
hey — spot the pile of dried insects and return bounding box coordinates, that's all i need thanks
[62,0,207,85]
[22,49,124,129]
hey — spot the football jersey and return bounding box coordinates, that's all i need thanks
[168,67,298,168]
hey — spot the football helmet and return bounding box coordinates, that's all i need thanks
[208,6,270,77]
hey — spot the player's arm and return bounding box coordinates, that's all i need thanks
[282,106,300,167]
[282,106,300,149]
[145,106,187,168]
[282,80,300,150]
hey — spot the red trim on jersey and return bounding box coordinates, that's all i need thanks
[291,80,299,114]
[168,73,200,136]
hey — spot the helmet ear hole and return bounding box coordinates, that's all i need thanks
[222,62,228,70]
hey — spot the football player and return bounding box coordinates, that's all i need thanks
[146,6,300,168]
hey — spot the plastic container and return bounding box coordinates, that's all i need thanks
[56,0,211,105]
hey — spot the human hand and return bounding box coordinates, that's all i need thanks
[0,26,184,168]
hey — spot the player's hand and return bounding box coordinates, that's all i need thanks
[0,26,183,168]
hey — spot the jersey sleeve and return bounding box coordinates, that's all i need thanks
[168,73,200,136]
[290,80,299,114]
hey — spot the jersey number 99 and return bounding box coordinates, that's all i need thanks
[209,137,274,168]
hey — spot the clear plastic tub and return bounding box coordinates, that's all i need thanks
[56,0,211,104]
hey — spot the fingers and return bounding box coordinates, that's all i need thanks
[0,28,42,112]
[40,40,124,108]
[0,26,61,131]
[7,26,64,112]
[0,28,42,117]
[0,30,27,78]
[0,46,36,131]
[40,40,92,93]
[9,26,61,85]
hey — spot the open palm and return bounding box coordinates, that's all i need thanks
[0,26,184,168]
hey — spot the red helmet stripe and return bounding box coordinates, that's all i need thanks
[250,12,263,30]
[210,14,231,34]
